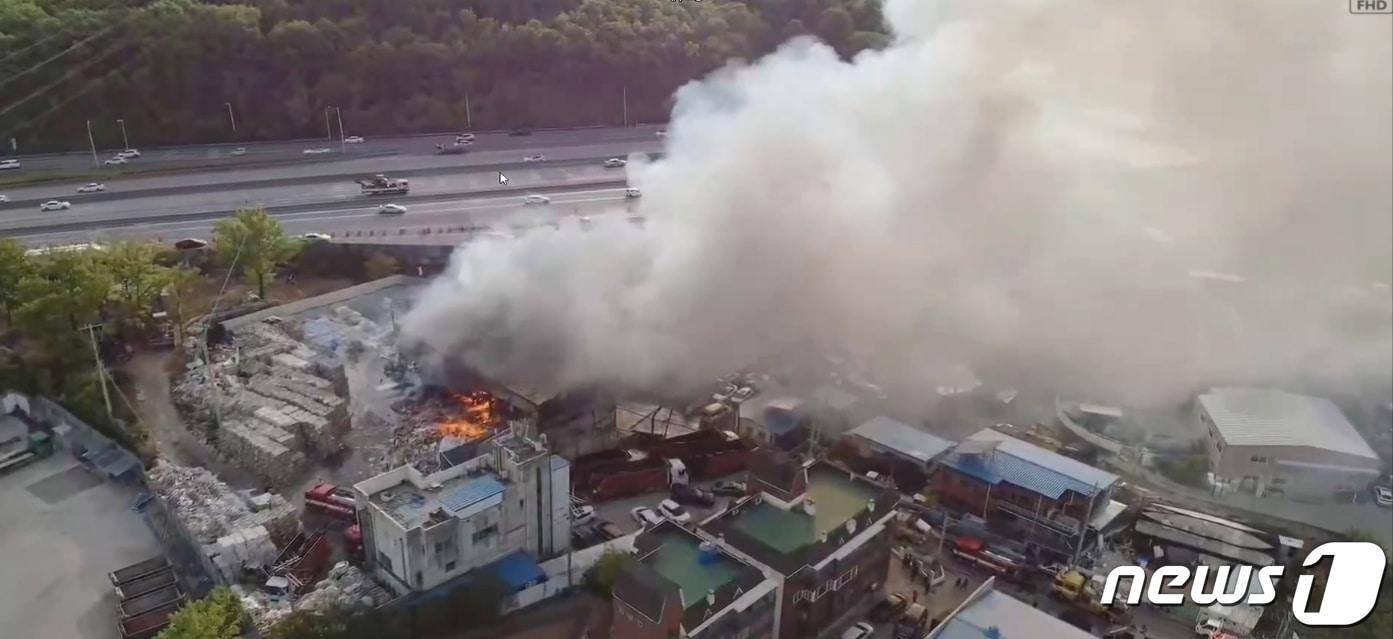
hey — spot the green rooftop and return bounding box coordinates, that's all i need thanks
[730,466,880,554]
[642,526,747,610]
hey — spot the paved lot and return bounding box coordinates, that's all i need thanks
[0,453,164,639]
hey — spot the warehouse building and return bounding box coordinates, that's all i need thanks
[1198,387,1381,500]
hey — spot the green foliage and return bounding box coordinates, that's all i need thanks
[1156,451,1209,489]
[212,208,300,299]
[266,610,351,639]
[362,251,399,280]
[0,238,31,322]
[107,240,172,333]
[14,250,112,356]
[1,0,888,151]
[157,586,247,639]
[582,549,629,600]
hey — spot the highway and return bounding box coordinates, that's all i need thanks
[0,124,665,176]
[14,187,640,247]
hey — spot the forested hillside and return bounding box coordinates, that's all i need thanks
[0,0,887,151]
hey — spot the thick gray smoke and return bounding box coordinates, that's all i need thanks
[403,0,1392,407]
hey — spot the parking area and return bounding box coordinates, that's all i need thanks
[0,453,164,639]
[574,474,747,548]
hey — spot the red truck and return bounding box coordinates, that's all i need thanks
[304,482,357,522]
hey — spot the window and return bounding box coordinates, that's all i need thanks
[1270,477,1287,485]
[445,561,457,571]
[434,539,454,554]
[377,551,393,573]
[1250,455,1268,463]
[472,524,498,543]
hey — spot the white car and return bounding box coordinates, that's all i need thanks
[76,183,105,193]
[523,154,546,162]
[303,147,332,155]
[658,499,691,523]
[1375,485,1392,508]
[0,195,8,203]
[301,232,332,242]
[631,506,664,528]
[522,194,551,206]
[345,136,365,144]
[571,504,596,524]
[119,149,140,158]
[578,216,593,229]
[625,187,642,199]
[0,159,20,170]
[230,147,247,156]
[603,158,627,168]
[841,622,875,639]
[455,133,475,143]
[40,200,71,211]
[655,129,667,138]
[377,203,408,215]
[104,156,127,165]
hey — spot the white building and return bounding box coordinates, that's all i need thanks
[353,428,570,594]
[1198,387,1381,500]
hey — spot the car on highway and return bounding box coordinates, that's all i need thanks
[301,232,332,242]
[230,147,247,156]
[377,203,408,215]
[577,215,593,230]
[625,187,642,199]
[656,129,667,138]
[303,147,332,155]
[345,135,365,144]
[522,194,551,206]
[0,195,8,203]
[173,238,207,250]
[841,622,875,639]
[657,499,691,523]
[76,182,106,193]
[104,156,127,165]
[523,154,546,162]
[603,158,627,168]
[39,200,71,211]
[631,506,663,528]
[0,159,20,170]
[456,133,475,142]
[118,149,141,158]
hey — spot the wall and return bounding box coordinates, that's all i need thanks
[778,526,890,639]
[1200,406,1381,498]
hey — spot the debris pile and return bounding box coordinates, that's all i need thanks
[207,524,279,584]
[147,462,298,545]
[173,319,350,485]
[238,562,392,632]
[368,390,505,473]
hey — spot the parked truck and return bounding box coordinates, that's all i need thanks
[119,584,185,619]
[1051,569,1130,625]
[589,458,688,502]
[949,536,1029,584]
[109,557,170,587]
[357,174,409,196]
[304,482,357,522]
[0,431,53,475]
[114,567,178,600]
[1195,604,1262,638]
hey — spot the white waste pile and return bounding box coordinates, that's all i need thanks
[207,524,279,585]
[238,561,391,632]
[147,462,298,545]
[172,319,350,485]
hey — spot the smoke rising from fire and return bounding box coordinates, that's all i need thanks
[402,0,1392,407]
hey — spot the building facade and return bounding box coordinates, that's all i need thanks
[353,429,569,595]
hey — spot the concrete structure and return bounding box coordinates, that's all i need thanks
[924,577,1093,639]
[1198,387,1381,500]
[935,429,1121,562]
[353,428,570,595]
[611,521,776,639]
[838,416,954,494]
[703,454,900,639]
[737,394,811,451]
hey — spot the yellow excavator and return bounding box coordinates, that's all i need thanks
[1050,570,1131,625]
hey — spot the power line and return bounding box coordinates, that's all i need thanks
[0,23,121,94]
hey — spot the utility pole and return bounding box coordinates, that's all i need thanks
[224,102,237,133]
[85,119,98,167]
[1072,483,1100,566]
[335,107,346,154]
[325,107,333,140]
[465,91,472,129]
[116,119,129,150]
[622,86,628,127]
[81,323,113,418]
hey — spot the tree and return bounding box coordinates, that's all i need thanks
[266,610,350,639]
[0,239,30,323]
[106,240,172,333]
[164,266,203,348]
[212,208,300,300]
[362,251,399,280]
[157,587,247,639]
[582,549,629,600]
[14,250,113,356]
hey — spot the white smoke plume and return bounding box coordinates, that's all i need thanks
[403,0,1392,408]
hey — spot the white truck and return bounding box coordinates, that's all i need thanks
[357,174,409,196]
[1195,604,1263,638]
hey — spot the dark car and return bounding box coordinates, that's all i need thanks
[594,521,625,540]
[711,480,746,497]
[509,128,532,136]
[869,592,908,623]
[671,483,716,508]
[571,525,600,549]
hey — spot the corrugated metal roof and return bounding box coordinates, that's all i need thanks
[848,416,954,463]
[1199,387,1377,459]
[439,475,505,513]
[934,587,1093,639]
[940,429,1117,500]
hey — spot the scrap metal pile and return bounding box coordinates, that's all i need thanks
[237,561,392,632]
[369,389,504,474]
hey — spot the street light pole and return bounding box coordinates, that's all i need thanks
[117,119,129,150]
[335,107,346,154]
[325,107,333,140]
[85,119,98,167]
[465,91,472,129]
[224,102,237,133]
[622,86,628,127]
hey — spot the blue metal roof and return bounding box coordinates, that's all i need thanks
[492,550,547,592]
[849,416,954,463]
[941,430,1117,500]
[439,475,505,513]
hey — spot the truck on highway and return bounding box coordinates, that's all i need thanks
[109,556,171,587]
[357,174,409,196]
[435,142,470,155]
[119,584,184,619]
[114,567,178,600]
[304,482,357,522]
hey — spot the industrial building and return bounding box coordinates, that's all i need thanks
[702,453,900,639]
[1198,387,1382,500]
[610,521,776,639]
[737,395,811,451]
[934,429,1123,562]
[353,428,570,595]
[836,416,954,494]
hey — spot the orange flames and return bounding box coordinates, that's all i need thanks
[436,391,497,441]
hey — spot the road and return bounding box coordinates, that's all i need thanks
[0,124,665,175]
[15,187,642,247]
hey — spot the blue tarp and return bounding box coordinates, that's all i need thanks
[492,550,547,593]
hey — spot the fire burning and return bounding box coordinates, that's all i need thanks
[436,390,498,441]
